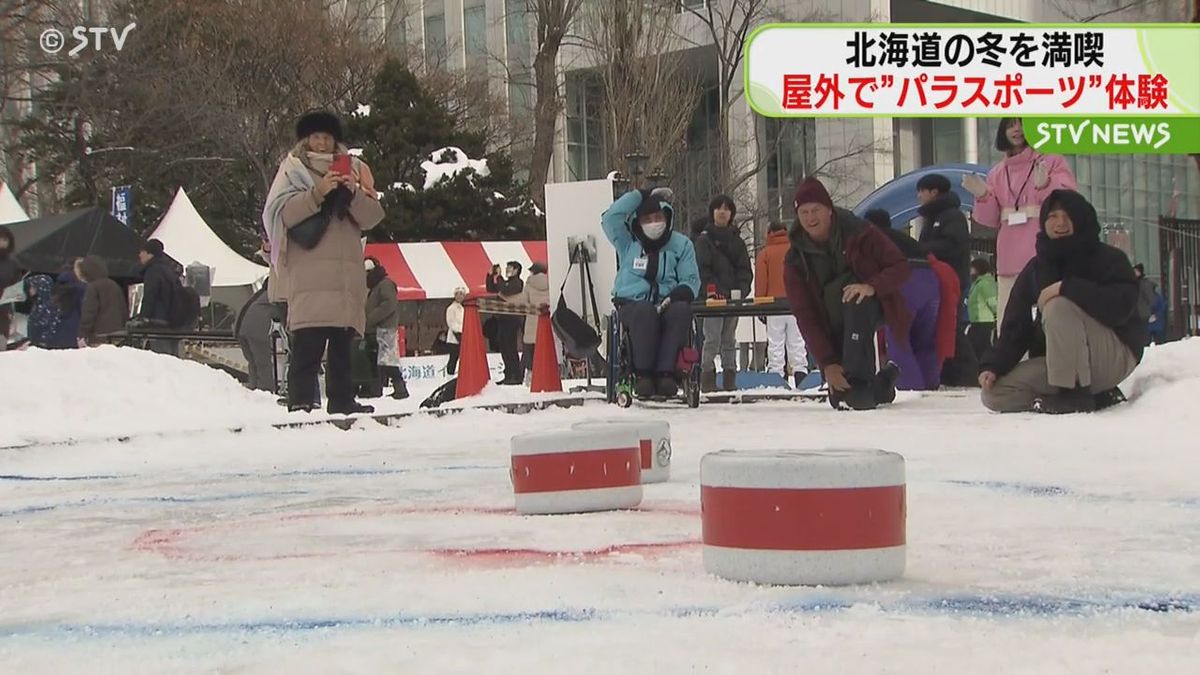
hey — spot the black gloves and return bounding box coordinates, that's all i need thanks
[667,286,695,303]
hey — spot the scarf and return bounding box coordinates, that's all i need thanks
[261,142,361,267]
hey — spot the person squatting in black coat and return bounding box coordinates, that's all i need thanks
[979,189,1146,414]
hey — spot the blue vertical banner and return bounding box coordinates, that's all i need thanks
[111,185,131,226]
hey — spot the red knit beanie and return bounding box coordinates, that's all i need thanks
[793,176,834,210]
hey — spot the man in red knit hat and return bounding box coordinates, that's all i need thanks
[783,177,911,410]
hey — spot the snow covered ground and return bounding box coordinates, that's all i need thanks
[1,342,1198,673]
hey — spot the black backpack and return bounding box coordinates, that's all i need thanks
[169,283,201,329]
[552,254,602,359]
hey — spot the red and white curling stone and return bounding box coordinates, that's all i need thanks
[571,420,671,484]
[700,449,906,585]
[510,429,643,515]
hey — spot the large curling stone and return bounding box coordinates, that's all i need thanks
[510,428,644,515]
[571,420,671,484]
[700,449,906,585]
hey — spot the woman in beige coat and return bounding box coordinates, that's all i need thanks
[263,111,384,415]
[520,262,550,382]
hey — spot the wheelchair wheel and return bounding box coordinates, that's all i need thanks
[616,390,633,408]
[685,378,700,408]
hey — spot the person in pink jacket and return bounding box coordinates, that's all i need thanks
[963,118,1076,327]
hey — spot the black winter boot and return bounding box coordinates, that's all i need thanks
[1093,387,1127,411]
[874,362,900,405]
[655,373,679,398]
[721,370,737,392]
[1033,386,1096,415]
[328,400,376,415]
[634,374,657,399]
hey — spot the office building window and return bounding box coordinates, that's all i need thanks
[424,1,447,67]
[763,117,817,223]
[505,0,530,63]
[464,1,487,59]
[566,75,606,181]
[386,0,407,51]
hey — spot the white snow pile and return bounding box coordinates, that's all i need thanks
[504,198,545,218]
[420,146,490,189]
[388,181,416,193]
[1119,336,1200,411]
[0,347,294,447]
[353,103,371,118]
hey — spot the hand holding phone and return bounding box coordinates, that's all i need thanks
[330,154,352,178]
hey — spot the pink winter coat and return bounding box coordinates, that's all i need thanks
[972,147,1076,277]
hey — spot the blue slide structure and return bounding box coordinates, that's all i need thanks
[853,163,989,228]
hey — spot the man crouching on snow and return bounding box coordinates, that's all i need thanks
[783,177,910,410]
[979,190,1145,414]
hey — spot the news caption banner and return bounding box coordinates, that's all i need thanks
[744,24,1200,154]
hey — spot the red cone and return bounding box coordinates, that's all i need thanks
[529,311,562,393]
[455,302,490,399]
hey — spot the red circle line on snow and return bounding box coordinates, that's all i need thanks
[510,447,641,494]
[130,502,700,564]
[701,485,906,551]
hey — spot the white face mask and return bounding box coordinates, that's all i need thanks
[642,221,668,239]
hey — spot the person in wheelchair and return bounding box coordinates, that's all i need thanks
[602,187,701,399]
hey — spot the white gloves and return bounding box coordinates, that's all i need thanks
[962,173,988,199]
[649,186,674,203]
[1033,162,1050,190]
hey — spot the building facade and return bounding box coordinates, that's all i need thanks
[4,0,1197,282]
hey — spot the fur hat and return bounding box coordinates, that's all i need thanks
[793,177,834,211]
[296,110,344,142]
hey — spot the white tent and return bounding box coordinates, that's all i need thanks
[0,182,29,225]
[150,188,268,287]
[148,188,268,329]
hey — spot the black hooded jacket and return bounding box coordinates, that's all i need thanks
[917,191,971,291]
[139,254,178,323]
[692,220,752,298]
[980,190,1147,377]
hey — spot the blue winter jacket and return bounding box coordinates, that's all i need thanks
[601,190,701,303]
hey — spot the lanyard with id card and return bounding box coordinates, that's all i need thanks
[633,254,649,272]
[1006,210,1028,226]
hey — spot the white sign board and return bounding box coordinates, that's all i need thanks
[545,179,617,330]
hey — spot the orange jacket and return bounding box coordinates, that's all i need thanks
[754,229,791,299]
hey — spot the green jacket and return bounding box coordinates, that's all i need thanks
[968,273,998,323]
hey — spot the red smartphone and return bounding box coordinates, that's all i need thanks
[330,154,352,176]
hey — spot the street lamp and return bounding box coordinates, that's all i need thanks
[646,167,670,188]
[624,150,649,187]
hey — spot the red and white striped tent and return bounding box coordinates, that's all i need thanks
[364,241,549,300]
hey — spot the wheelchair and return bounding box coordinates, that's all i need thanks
[605,308,701,409]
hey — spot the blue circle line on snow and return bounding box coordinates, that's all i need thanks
[0,464,504,484]
[0,465,507,519]
[0,474,124,482]
[0,594,1194,640]
[0,490,312,519]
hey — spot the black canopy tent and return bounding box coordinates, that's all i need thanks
[8,207,146,281]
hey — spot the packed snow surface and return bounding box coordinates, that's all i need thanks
[1,341,1198,672]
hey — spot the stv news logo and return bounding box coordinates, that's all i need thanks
[40,24,136,57]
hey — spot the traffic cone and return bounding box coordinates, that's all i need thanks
[529,311,562,393]
[455,301,490,399]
